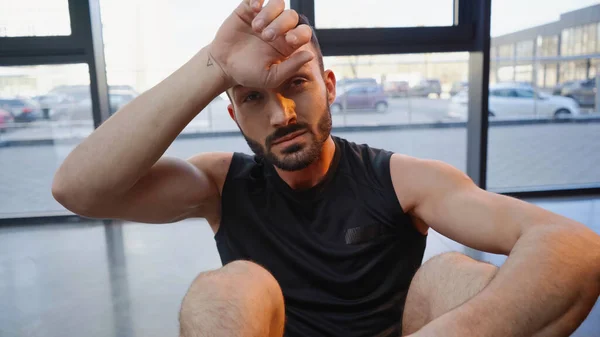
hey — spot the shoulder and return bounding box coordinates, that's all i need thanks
[335,136,393,168]
[389,153,474,212]
[187,152,234,195]
[335,136,397,193]
[188,151,265,194]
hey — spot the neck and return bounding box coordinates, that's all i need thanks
[274,136,336,190]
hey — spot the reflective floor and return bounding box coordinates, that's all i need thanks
[1,196,599,337]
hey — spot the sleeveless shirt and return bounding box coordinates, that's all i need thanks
[216,136,427,336]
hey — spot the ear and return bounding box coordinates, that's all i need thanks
[324,70,337,106]
[227,104,236,121]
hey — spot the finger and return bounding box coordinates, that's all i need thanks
[265,50,315,88]
[234,0,265,23]
[252,0,286,33]
[249,0,265,12]
[268,24,312,59]
[284,24,312,49]
[261,10,298,42]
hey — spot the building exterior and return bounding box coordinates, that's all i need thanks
[490,4,600,89]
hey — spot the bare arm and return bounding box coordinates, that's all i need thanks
[391,154,600,336]
[53,0,315,224]
[52,46,229,221]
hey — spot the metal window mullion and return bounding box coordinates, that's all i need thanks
[290,0,315,26]
[315,26,476,56]
[74,0,110,128]
[0,54,88,66]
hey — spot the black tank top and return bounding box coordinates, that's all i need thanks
[216,136,427,337]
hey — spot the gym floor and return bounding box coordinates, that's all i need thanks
[1,196,599,337]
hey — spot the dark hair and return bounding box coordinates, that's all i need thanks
[297,14,324,72]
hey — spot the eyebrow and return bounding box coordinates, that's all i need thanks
[231,63,314,100]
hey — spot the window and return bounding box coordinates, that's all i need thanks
[516,40,534,58]
[515,64,533,83]
[587,23,598,55]
[491,46,498,59]
[558,61,589,83]
[491,89,516,97]
[488,1,600,193]
[99,0,290,135]
[597,23,600,53]
[347,87,367,95]
[574,26,583,55]
[325,52,469,170]
[561,29,571,56]
[315,0,454,29]
[539,63,558,88]
[498,44,514,58]
[0,64,93,218]
[515,88,534,98]
[583,24,590,54]
[537,35,558,57]
[0,0,71,37]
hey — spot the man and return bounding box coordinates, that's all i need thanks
[52,1,600,336]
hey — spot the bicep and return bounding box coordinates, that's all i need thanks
[391,154,546,255]
[99,153,231,224]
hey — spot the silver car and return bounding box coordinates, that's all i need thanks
[560,79,597,107]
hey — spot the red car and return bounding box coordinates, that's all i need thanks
[331,85,389,113]
[0,107,13,132]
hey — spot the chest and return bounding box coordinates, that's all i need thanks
[245,177,398,244]
[217,175,424,303]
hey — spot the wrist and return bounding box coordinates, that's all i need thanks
[204,43,235,90]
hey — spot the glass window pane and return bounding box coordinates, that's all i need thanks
[515,89,534,98]
[597,23,600,53]
[516,40,534,58]
[0,64,93,218]
[489,1,600,193]
[0,0,71,37]
[100,0,289,96]
[323,52,469,168]
[315,0,454,29]
[101,0,467,169]
[562,29,570,56]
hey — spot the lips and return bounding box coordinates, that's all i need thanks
[272,129,307,145]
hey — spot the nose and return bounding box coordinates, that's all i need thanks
[269,94,297,128]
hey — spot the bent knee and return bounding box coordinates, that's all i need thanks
[185,260,282,300]
[417,252,498,284]
[403,252,498,335]
[180,261,285,337]
[409,252,498,307]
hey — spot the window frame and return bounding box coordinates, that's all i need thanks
[1,0,598,223]
[292,0,492,189]
[0,0,110,128]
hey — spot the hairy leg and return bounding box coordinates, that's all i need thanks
[179,260,285,337]
[402,252,498,335]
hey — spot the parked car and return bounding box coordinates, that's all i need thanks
[448,83,580,119]
[450,81,468,96]
[0,107,13,132]
[560,78,597,107]
[385,80,410,97]
[33,93,74,119]
[552,80,578,95]
[0,98,43,122]
[336,78,378,89]
[331,85,389,113]
[410,79,442,97]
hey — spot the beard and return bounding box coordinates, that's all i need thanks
[241,105,332,172]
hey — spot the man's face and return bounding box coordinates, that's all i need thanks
[227,46,336,171]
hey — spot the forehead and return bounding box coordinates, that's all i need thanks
[229,44,321,96]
